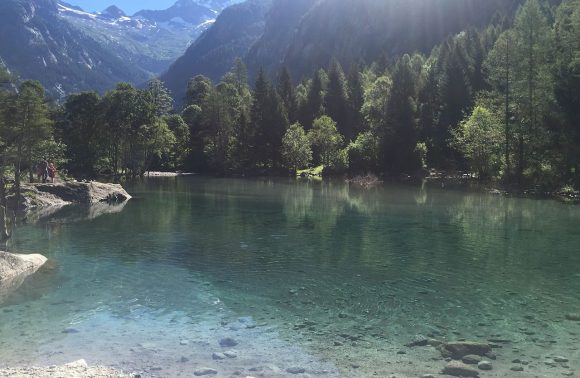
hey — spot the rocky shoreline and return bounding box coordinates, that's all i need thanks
[145,171,196,177]
[0,360,134,378]
[6,181,132,212]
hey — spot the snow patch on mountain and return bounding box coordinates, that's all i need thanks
[57,3,97,19]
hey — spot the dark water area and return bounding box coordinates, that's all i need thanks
[1,177,579,377]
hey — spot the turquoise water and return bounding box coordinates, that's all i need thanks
[1,177,579,377]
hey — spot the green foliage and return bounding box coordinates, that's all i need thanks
[415,142,428,169]
[282,123,312,173]
[325,60,352,140]
[2,0,577,189]
[148,79,174,117]
[361,75,392,134]
[453,106,502,179]
[348,131,379,174]
[309,116,347,171]
[0,80,55,188]
[382,54,421,174]
[59,91,103,176]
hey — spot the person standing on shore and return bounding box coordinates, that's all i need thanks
[38,159,49,183]
[48,161,57,183]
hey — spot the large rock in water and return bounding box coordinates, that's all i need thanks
[0,251,47,299]
[439,341,492,359]
[441,361,480,377]
[9,182,132,210]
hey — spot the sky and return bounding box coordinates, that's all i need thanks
[65,0,177,15]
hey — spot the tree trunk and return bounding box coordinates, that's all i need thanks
[504,35,511,181]
[0,205,9,242]
[15,145,22,206]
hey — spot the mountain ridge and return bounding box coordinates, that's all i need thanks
[161,0,526,101]
[0,0,241,98]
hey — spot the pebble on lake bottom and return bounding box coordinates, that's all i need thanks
[194,367,218,376]
[286,367,306,374]
[478,361,493,371]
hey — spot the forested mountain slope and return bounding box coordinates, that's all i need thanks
[160,0,272,102]
[0,0,149,98]
[162,0,526,97]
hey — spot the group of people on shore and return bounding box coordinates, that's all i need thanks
[36,159,57,183]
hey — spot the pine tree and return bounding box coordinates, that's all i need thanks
[250,68,271,167]
[347,63,365,138]
[277,66,296,123]
[511,0,554,183]
[325,60,351,140]
[485,30,517,179]
[185,75,213,108]
[304,70,326,129]
[147,79,174,117]
[383,55,420,174]
[0,81,53,192]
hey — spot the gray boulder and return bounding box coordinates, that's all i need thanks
[439,341,492,359]
[8,182,131,211]
[441,361,480,377]
[0,251,47,299]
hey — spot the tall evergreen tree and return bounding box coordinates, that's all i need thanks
[325,60,351,140]
[277,66,296,123]
[511,0,555,183]
[554,0,580,183]
[0,81,53,192]
[347,63,365,138]
[185,75,213,108]
[250,68,271,167]
[486,30,517,179]
[383,55,420,174]
[60,91,102,176]
[303,70,326,129]
[147,79,174,117]
[436,40,474,167]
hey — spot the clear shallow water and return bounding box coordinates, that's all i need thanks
[1,177,579,377]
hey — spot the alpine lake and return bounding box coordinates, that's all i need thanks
[1,177,579,377]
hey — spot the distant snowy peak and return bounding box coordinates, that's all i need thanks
[57,2,97,20]
[134,0,215,24]
[101,5,126,19]
[196,0,245,12]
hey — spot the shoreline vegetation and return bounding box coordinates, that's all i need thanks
[1,0,579,203]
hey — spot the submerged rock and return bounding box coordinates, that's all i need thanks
[194,368,218,376]
[441,361,479,377]
[462,355,482,364]
[439,341,492,359]
[477,361,493,370]
[218,337,238,347]
[405,335,429,347]
[223,351,237,358]
[286,367,306,374]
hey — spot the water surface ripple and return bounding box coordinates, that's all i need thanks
[1,177,579,377]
